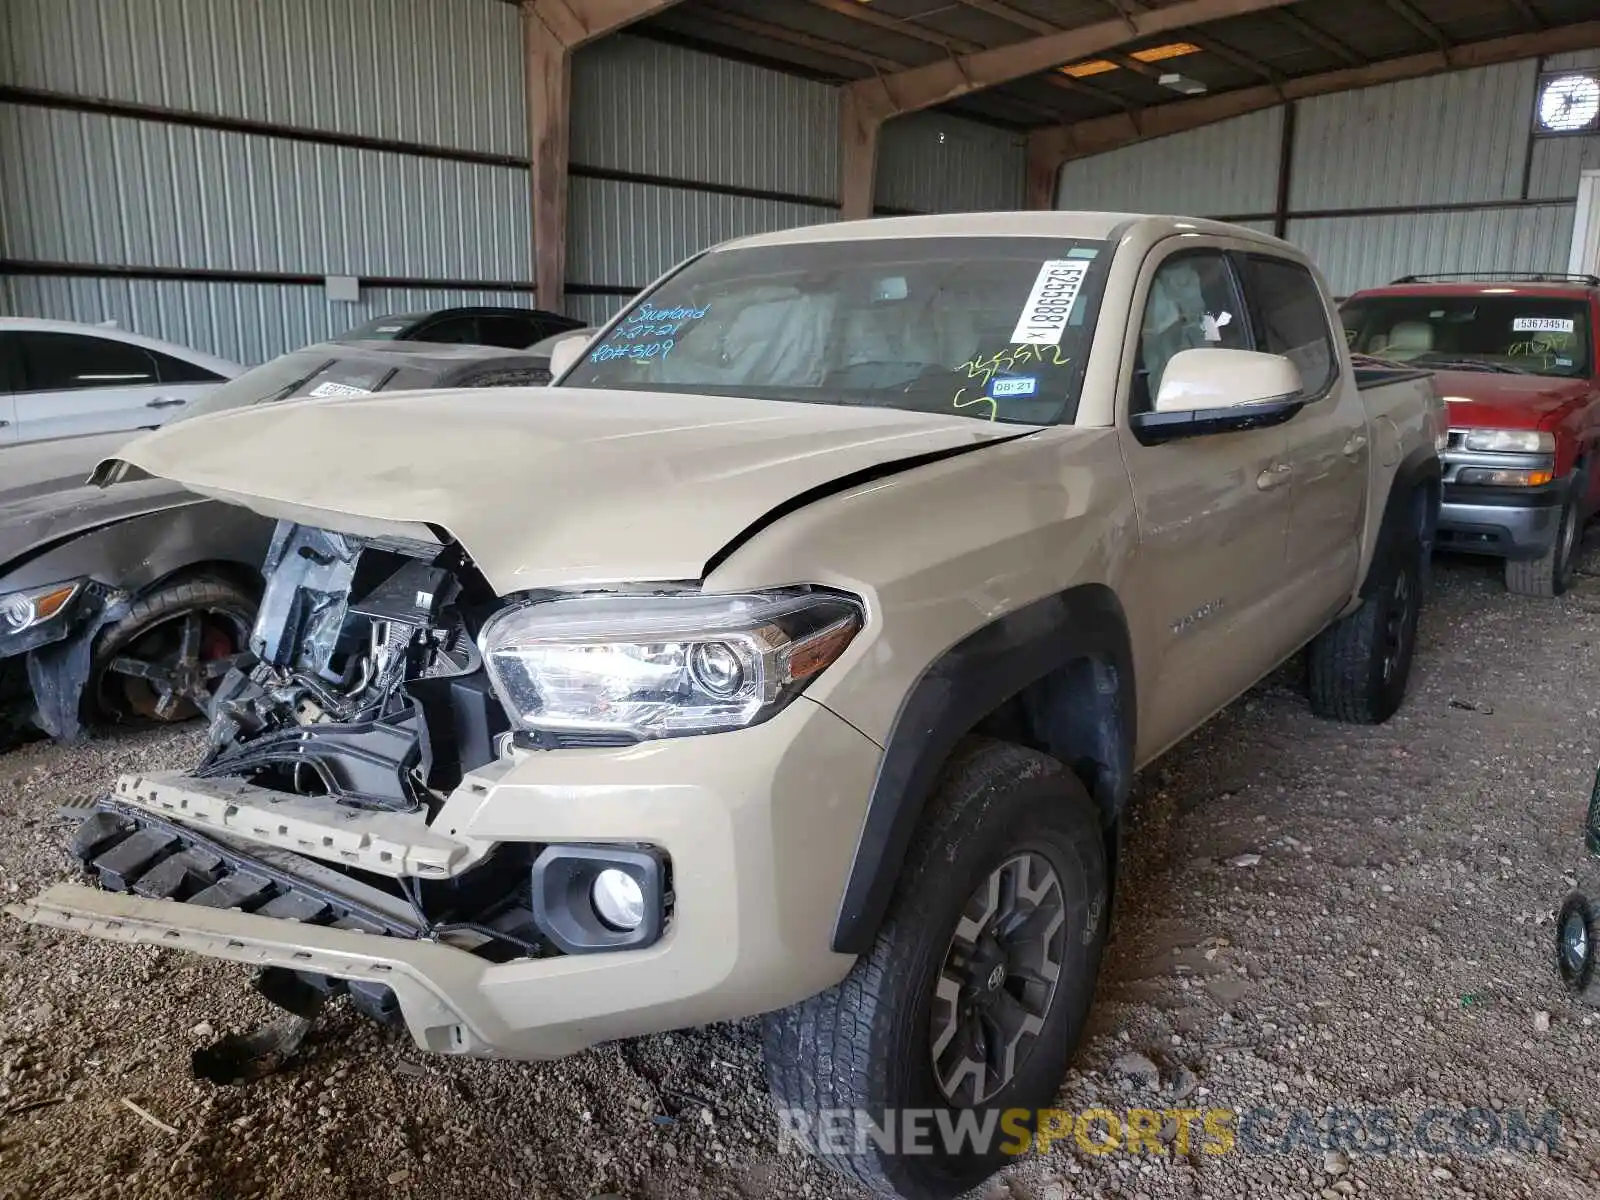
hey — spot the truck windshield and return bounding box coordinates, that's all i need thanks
[560,236,1110,426]
[1341,295,1592,378]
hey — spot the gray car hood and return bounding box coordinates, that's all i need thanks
[96,386,1023,594]
[1,433,198,576]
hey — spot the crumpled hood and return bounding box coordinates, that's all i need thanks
[98,386,1024,594]
[1,433,194,576]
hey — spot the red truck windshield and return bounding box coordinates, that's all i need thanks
[1341,295,1593,379]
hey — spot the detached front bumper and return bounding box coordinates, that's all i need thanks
[1436,481,1566,560]
[7,696,881,1060]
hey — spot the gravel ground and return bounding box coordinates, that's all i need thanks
[3,544,1600,1200]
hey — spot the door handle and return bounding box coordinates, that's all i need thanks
[146,397,187,409]
[0,419,8,428]
[1343,433,1369,456]
[1256,462,1294,491]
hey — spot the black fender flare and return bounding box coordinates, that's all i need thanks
[1363,445,1441,598]
[830,583,1136,954]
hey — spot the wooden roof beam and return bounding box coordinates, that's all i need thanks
[1380,0,1453,53]
[1029,18,1600,183]
[1273,10,1365,67]
[838,0,1305,217]
[1185,30,1283,86]
[1506,0,1547,31]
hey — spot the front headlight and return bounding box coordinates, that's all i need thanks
[479,589,863,741]
[0,580,82,637]
[1462,428,1555,453]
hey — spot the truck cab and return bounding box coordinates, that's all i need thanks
[1341,274,1600,595]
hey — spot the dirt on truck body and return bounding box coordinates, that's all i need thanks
[8,211,1445,1200]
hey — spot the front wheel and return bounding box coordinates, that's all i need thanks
[1505,493,1579,597]
[1307,540,1422,724]
[762,740,1108,1200]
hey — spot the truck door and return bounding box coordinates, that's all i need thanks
[1242,253,1367,627]
[1116,245,1296,755]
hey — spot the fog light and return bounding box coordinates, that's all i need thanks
[592,868,645,931]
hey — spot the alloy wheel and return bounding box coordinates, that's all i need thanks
[930,851,1067,1106]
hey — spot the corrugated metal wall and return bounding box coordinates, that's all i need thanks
[0,106,530,282]
[877,112,1026,214]
[1055,109,1283,219]
[1,275,521,367]
[1,2,1029,361]
[1053,51,1599,295]
[0,0,533,362]
[1,0,526,156]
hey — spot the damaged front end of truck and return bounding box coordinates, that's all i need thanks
[48,518,632,1037]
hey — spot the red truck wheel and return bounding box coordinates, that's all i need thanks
[1504,494,1578,598]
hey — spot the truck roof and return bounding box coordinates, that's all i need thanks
[721,211,1289,251]
[1350,281,1599,301]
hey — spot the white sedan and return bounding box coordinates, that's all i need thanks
[0,317,240,446]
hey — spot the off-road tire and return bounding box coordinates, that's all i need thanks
[84,575,257,727]
[762,739,1108,1200]
[1307,539,1422,724]
[1556,892,1600,1005]
[1504,493,1579,598]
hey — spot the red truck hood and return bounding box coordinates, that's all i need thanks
[1434,369,1592,430]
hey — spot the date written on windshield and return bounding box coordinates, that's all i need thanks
[589,303,713,363]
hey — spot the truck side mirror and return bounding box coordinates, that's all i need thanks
[1133,348,1307,444]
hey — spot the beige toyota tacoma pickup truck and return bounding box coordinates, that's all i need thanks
[9,214,1443,1199]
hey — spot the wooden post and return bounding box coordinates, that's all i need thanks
[1025,131,1062,211]
[839,89,882,222]
[520,1,687,315]
[524,10,571,314]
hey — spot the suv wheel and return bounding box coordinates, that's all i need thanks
[1505,492,1579,597]
[1307,537,1421,724]
[762,740,1107,1200]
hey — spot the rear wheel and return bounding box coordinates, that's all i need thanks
[1505,493,1579,597]
[84,576,256,727]
[1308,538,1422,724]
[762,740,1107,1200]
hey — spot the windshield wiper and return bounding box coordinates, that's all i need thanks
[1415,356,1527,375]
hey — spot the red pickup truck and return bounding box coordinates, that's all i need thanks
[1342,274,1600,596]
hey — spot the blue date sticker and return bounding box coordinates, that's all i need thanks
[990,376,1038,398]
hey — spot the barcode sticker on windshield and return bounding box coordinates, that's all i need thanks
[1012,260,1090,346]
[1512,317,1575,333]
[308,380,372,398]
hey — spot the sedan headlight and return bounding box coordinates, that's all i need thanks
[480,589,863,741]
[0,580,82,637]
[1461,429,1555,454]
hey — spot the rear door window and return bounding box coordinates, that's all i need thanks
[1243,256,1339,398]
[151,350,225,384]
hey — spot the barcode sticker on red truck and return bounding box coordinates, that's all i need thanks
[1011,260,1090,346]
[1512,317,1575,333]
